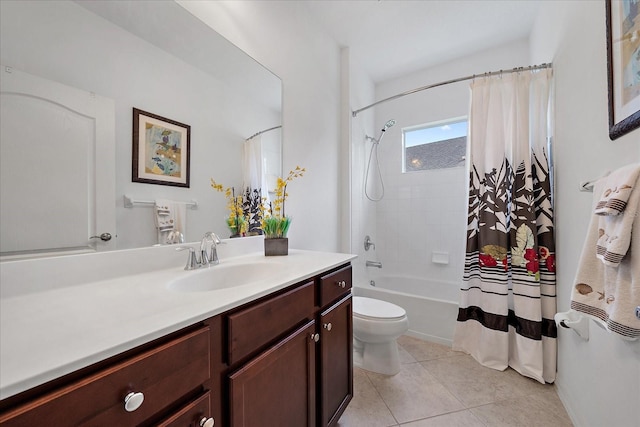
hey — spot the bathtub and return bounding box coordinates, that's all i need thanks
[353,275,459,346]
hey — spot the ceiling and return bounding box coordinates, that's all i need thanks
[303,0,542,83]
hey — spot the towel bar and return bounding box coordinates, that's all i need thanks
[123,195,198,209]
[579,181,595,192]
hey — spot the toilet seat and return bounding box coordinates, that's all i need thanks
[353,296,406,321]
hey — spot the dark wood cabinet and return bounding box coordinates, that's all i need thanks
[0,262,353,427]
[229,321,317,427]
[224,263,353,427]
[319,295,353,427]
[0,327,213,427]
[156,391,212,427]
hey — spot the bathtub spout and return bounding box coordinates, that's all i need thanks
[366,260,382,268]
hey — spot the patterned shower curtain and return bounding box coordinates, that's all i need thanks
[453,68,556,384]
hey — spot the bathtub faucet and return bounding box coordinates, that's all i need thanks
[366,260,382,268]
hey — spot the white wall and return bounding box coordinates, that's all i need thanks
[348,53,376,269]
[360,39,529,288]
[530,2,640,426]
[180,1,343,252]
[0,0,278,249]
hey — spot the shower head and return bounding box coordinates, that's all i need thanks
[375,119,396,144]
[366,119,396,145]
[382,119,396,132]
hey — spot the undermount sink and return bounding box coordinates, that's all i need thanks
[167,261,283,292]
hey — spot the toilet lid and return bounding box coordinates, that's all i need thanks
[353,296,406,320]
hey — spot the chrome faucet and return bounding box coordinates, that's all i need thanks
[201,232,222,266]
[175,232,222,271]
[176,247,201,270]
[366,260,382,268]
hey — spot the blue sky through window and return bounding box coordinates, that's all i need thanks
[404,120,467,147]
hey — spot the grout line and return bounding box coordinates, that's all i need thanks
[362,369,402,426]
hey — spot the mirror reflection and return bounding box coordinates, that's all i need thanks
[0,0,282,258]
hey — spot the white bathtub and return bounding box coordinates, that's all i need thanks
[353,275,459,346]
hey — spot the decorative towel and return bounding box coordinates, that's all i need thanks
[570,176,640,340]
[154,199,187,244]
[594,163,640,215]
[595,165,640,267]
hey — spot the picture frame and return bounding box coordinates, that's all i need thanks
[605,0,640,140]
[132,108,190,187]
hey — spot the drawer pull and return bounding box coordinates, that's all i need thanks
[310,333,320,343]
[323,323,332,331]
[200,416,215,427]
[337,280,346,288]
[124,391,144,412]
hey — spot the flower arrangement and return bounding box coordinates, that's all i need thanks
[261,166,305,239]
[210,179,247,237]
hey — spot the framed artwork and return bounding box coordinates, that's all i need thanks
[132,108,190,187]
[606,0,640,140]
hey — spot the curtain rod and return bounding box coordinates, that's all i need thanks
[352,62,552,118]
[246,125,282,141]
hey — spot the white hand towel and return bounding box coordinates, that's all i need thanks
[594,163,640,215]
[596,168,640,267]
[571,177,640,340]
[155,199,187,244]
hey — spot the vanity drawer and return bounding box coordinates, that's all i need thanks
[227,280,315,365]
[157,391,212,427]
[0,327,210,427]
[319,264,352,308]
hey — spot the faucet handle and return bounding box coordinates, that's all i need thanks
[176,246,200,270]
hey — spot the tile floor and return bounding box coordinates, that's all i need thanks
[337,335,573,427]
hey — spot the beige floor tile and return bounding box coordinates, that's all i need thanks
[470,395,573,427]
[366,362,465,424]
[398,342,417,364]
[399,410,485,427]
[337,367,398,427]
[397,335,458,362]
[340,337,572,427]
[527,385,572,423]
[421,354,549,408]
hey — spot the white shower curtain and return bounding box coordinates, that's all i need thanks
[243,135,267,194]
[453,68,556,384]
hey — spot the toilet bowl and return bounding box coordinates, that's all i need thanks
[352,296,408,376]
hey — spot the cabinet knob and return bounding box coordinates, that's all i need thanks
[310,333,320,342]
[337,280,346,288]
[124,391,144,412]
[200,417,215,427]
[323,323,332,331]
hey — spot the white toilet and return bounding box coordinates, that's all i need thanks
[352,296,408,376]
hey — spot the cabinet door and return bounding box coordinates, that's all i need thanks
[229,321,317,427]
[319,295,353,427]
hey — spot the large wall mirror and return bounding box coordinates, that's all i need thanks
[0,0,282,258]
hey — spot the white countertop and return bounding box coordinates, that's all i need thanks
[0,247,355,400]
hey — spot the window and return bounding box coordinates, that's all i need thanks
[403,118,467,172]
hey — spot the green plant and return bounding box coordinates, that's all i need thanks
[261,166,305,238]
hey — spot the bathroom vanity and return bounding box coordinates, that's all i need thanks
[0,242,355,426]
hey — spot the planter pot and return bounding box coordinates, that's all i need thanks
[264,237,288,256]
